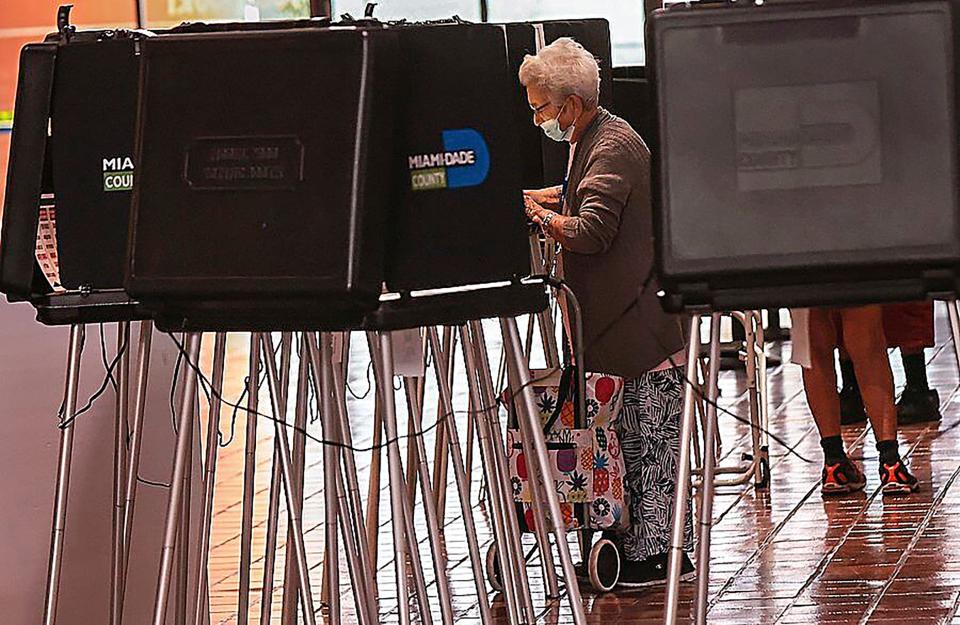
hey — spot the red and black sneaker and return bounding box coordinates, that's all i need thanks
[821,459,866,496]
[880,460,919,495]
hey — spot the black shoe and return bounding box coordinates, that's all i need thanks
[821,458,867,496]
[840,385,867,425]
[880,459,920,495]
[897,387,941,424]
[616,553,695,589]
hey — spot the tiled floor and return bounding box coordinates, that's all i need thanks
[199,309,960,624]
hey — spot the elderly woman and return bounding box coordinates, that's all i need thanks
[519,37,693,588]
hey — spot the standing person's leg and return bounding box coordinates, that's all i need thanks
[840,306,896,441]
[838,342,867,425]
[802,309,867,495]
[840,305,918,494]
[803,309,842,439]
[611,369,694,588]
[884,301,940,423]
[840,300,939,425]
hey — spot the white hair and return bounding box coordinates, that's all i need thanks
[518,37,600,108]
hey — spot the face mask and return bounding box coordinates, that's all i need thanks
[539,100,575,142]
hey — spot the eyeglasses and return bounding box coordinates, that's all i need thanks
[531,101,553,115]
[531,99,562,124]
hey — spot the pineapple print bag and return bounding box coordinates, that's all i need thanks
[503,364,629,532]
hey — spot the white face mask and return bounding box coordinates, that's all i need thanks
[539,100,575,143]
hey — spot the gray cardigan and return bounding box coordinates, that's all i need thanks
[560,108,688,377]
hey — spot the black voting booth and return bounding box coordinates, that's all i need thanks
[0,25,150,324]
[0,17,396,331]
[0,25,160,625]
[611,66,656,151]
[127,21,549,332]
[364,22,548,330]
[382,23,530,292]
[127,25,399,330]
[648,5,960,621]
[648,0,960,312]
[0,17,353,327]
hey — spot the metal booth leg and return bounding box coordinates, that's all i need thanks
[695,314,722,625]
[468,320,536,624]
[193,332,228,625]
[948,300,960,377]
[364,384,384,581]
[238,333,261,625]
[152,332,202,625]
[261,333,294,625]
[400,373,456,625]
[42,323,85,625]
[426,327,493,623]
[459,324,522,625]
[281,335,311,625]
[367,334,435,625]
[431,327,455,527]
[175,348,196,625]
[317,333,342,621]
[111,321,131,625]
[260,332,317,625]
[367,331,415,625]
[664,316,704,625]
[502,323,561,600]
[328,333,381,623]
[500,317,586,625]
[308,332,380,625]
[121,321,154,609]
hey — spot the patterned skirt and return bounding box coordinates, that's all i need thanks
[610,367,695,562]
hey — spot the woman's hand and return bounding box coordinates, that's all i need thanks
[525,195,569,244]
[523,186,562,211]
[524,195,548,225]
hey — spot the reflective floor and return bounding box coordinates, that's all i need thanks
[202,309,960,624]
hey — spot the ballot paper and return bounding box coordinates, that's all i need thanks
[391,329,425,377]
[36,204,65,292]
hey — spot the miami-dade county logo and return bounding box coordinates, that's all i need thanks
[103,156,135,192]
[408,128,490,192]
[734,81,881,192]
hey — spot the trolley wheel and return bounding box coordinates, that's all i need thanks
[588,538,620,592]
[486,542,504,592]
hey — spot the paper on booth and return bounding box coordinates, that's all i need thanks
[391,329,425,377]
